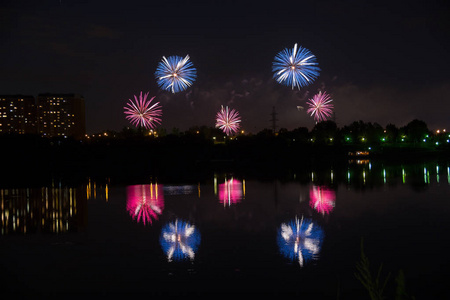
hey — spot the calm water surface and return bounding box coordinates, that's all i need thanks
[1,160,450,298]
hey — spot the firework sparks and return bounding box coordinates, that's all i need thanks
[126,184,164,225]
[155,55,197,93]
[277,216,324,267]
[215,105,241,136]
[306,91,334,122]
[309,185,336,215]
[272,43,320,89]
[160,219,201,262]
[124,91,162,129]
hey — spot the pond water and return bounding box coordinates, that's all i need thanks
[1,160,450,298]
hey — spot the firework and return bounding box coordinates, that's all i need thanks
[309,185,335,215]
[218,178,243,206]
[160,219,201,262]
[155,55,197,93]
[215,105,241,136]
[272,43,320,89]
[124,91,162,129]
[306,91,334,122]
[126,184,164,225]
[277,216,324,267]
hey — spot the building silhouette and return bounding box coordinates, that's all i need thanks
[37,93,86,139]
[0,95,37,134]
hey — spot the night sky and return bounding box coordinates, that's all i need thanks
[1,0,449,134]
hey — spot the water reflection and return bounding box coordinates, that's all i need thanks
[1,182,86,235]
[163,185,196,195]
[218,178,244,207]
[86,177,109,201]
[277,216,324,267]
[126,184,164,225]
[339,161,450,188]
[160,219,201,262]
[309,186,335,215]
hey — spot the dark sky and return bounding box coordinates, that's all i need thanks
[1,0,449,134]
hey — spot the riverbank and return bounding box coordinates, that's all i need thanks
[2,134,449,186]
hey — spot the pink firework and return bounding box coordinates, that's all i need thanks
[124,91,162,129]
[219,178,243,206]
[215,105,241,136]
[306,91,334,122]
[309,185,335,215]
[126,184,164,225]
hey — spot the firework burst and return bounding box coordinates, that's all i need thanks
[124,91,162,129]
[306,91,334,122]
[215,105,241,136]
[272,43,320,89]
[155,55,197,93]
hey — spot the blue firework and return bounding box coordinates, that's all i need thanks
[155,55,197,93]
[277,216,324,267]
[160,219,201,262]
[272,43,320,89]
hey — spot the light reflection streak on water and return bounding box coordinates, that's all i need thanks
[214,175,217,196]
[448,167,450,184]
[219,178,243,207]
[1,186,82,235]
